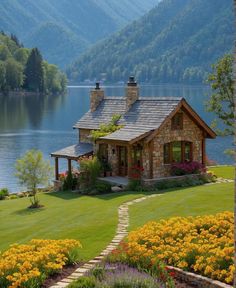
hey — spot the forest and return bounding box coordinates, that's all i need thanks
[67,0,234,84]
[0,32,67,94]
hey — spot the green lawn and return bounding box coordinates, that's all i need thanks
[208,165,234,180]
[0,191,146,260]
[129,183,233,230]
[0,182,233,261]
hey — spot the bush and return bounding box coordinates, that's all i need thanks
[171,161,205,176]
[154,175,214,190]
[68,276,96,288]
[69,263,172,288]
[63,172,78,191]
[126,179,142,191]
[9,194,18,200]
[79,156,101,191]
[0,188,9,200]
[94,181,112,194]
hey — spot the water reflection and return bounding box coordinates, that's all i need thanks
[0,85,233,192]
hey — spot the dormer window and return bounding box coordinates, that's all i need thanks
[171,113,183,130]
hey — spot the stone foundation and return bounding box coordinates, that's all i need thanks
[142,173,204,186]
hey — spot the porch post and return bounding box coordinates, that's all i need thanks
[68,159,72,174]
[127,145,132,178]
[55,157,59,180]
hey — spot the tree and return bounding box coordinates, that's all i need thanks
[5,58,24,90]
[0,61,6,90]
[206,54,234,136]
[15,150,52,208]
[24,48,44,92]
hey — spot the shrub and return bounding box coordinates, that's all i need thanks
[153,173,217,191]
[171,161,205,176]
[62,172,78,191]
[68,276,96,288]
[9,194,18,200]
[94,180,112,194]
[0,188,9,200]
[90,114,123,141]
[79,156,101,190]
[69,263,172,288]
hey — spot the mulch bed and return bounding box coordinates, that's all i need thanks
[41,263,82,288]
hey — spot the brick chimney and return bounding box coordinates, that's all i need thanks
[90,82,104,112]
[126,76,139,111]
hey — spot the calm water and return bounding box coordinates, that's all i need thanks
[0,85,233,192]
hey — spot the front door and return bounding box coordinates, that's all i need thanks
[118,146,128,176]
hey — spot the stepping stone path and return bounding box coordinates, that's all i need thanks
[49,194,160,288]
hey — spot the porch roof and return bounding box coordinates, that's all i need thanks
[99,126,153,143]
[51,143,93,159]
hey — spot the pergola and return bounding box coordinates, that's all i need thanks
[51,143,93,180]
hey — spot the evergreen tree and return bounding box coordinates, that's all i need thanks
[24,48,44,92]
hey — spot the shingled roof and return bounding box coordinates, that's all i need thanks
[74,93,216,143]
[74,97,183,142]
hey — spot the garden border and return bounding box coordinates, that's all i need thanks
[49,193,233,288]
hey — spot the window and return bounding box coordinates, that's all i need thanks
[164,141,192,164]
[172,142,181,162]
[171,113,183,130]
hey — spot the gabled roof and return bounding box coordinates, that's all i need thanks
[74,97,216,143]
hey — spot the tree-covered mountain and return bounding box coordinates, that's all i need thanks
[0,0,158,68]
[67,0,234,84]
[0,32,67,94]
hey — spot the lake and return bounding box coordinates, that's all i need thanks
[0,85,233,192]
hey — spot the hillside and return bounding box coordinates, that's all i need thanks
[67,0,234,84]
[0,0,158,68]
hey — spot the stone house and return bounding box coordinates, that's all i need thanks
[51,77,216,181]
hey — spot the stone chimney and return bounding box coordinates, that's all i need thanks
[126,76,139,111]
[90,82,104,112]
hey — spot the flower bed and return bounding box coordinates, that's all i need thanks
[68,263,174,288]
[124,212,234,285]
[0,239,81,288]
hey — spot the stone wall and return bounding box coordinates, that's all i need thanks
[142,110,204,179]
[79,129,92,143]
[108,144,119,175]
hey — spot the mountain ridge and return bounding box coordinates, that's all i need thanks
[67,0,234,84]
[0,0,159,68]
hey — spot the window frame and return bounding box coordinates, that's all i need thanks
[163,141,193,164]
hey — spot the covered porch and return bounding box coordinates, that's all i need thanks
[51,143,93,180]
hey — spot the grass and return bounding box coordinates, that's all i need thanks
[129,183,233,230]
[0,182,233,261]
[208,165,234,180]
[0,191,146,260]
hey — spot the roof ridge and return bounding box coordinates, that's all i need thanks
[103,96,183,101]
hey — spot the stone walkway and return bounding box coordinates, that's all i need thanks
[49,194,160,288]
